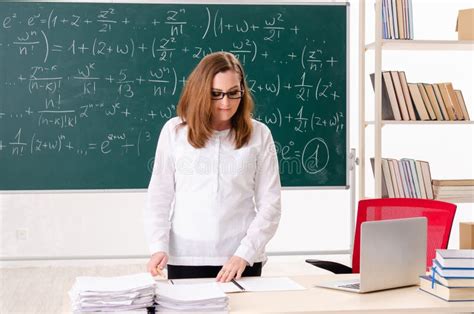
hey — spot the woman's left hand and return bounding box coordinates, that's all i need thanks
[216,256,248,282]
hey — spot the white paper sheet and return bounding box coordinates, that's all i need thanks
[74,272,155,292]
[238,277,305,292]
[170,276,305,292]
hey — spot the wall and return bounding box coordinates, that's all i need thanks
[1,0,473,261]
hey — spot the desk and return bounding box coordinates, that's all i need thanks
[229,274,474,313]
[1,263,473,313]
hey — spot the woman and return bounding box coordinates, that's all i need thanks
[144,52,281,282]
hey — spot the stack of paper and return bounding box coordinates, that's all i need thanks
[69,273,155,312]
[155,281,228,312]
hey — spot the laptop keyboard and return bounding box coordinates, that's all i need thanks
[339,283,360,290]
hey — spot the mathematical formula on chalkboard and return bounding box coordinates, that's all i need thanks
[0,3,348,189]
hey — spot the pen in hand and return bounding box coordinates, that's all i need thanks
[155,266,165,278]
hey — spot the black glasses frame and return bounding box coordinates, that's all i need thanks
[211,90,245,100]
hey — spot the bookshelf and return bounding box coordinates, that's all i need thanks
[359,0,474,201]
[365,120,474,125]
[366,40,474,51]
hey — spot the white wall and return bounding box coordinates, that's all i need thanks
[1,0,473,260]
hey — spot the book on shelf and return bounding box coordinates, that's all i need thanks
[397,159,411,197]
[402,0,409,39]
[407,83,430,120]
[414,160,427,198]
[389,159,403,197]
[396,0,405,39]
[436,196,474,202]
[370,158,433,199]
[399,0,406,39]
[382,158,396,197]
[445,82,466,120]
[391,71,410,120]
[398,71,417,120]
[381,0,390,39]
[435,196,474,202]
[381,0,413,39]
[391,0,399,39]
[432,179,474,186]
[418,160,434,199]
[405,0,413,39]
[370,72,402,120]
[369,71,470,121]
[433,180,474,201]
[423,84,444,121]
[436,250,474,269]
[401,159,416,197]
[370,157,387,197]
[434,187,474,195]
[432,84,450,120]
[407,159,421,197]
[434,191,474,200]
[417,83,436,120]
[435,196,474,203]
[382,0,389,38]
[437,83,458,120]
[406,0,414,39]
[396,159,408,196]
[454,90,470,121]
[439,198,474,204]
[419,275,474,302]
[370,158,395,198]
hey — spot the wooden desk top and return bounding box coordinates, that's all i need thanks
[228,274,474,313]
[1,264,472,313]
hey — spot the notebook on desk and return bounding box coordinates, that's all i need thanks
[317,217,427,293]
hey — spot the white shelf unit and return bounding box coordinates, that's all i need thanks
[366,40,474,51]
[365,120,474,126]
[358,0,474,200]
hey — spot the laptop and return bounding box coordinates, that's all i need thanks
[317,217,427,293]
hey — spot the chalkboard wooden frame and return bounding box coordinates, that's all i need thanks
[0,1,350,190]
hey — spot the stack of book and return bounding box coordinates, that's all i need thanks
[432,179,474,203]
[370,157,433,199]
[370,71,470,121]
[419,249,474,302]
[381,0,413,39]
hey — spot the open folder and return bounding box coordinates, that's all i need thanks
[169,276,305,293]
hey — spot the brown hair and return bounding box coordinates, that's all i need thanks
[176,52,254,149]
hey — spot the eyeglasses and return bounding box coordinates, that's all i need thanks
[211,90,244,100]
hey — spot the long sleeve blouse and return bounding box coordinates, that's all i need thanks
[144,117,281,266]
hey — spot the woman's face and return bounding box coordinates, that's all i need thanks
[210,70,243,130]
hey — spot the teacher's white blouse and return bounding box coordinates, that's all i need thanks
[143,117,281,266]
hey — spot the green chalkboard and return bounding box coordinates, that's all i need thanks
[0,2,348,190]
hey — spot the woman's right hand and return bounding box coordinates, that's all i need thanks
[147,251,168,276]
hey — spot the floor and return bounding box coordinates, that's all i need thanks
[0,254,350,313]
